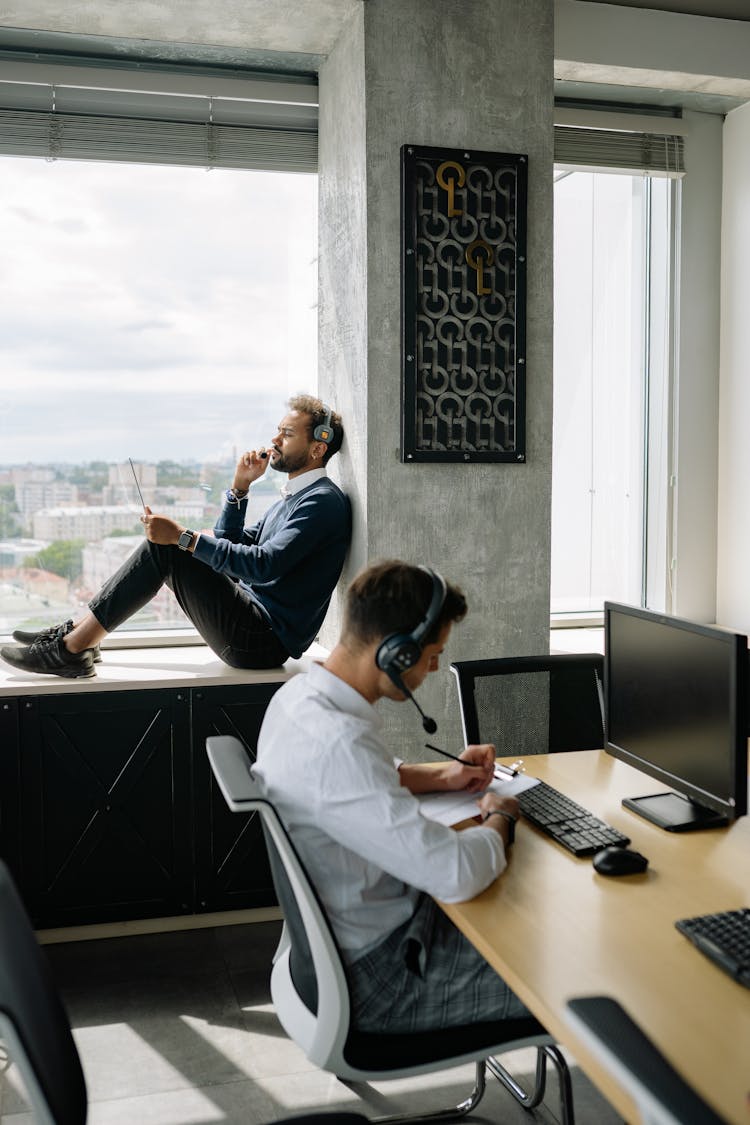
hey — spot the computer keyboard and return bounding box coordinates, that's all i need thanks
[517,779,631,857]
[675,908,750,987]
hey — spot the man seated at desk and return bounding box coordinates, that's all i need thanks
[254,558,526,1032]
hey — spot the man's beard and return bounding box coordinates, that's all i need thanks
[270,450,309,474]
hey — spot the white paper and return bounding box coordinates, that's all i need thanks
[418,774,539,827]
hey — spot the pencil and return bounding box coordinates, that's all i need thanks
[425,743,518,779]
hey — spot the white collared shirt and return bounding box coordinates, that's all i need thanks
[253,663,506,961]
[279,466,328,499]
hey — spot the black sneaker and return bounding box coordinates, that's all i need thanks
[12,619,102,663]
[1,633,97,679]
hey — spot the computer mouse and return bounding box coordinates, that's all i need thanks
[593,846,649,876]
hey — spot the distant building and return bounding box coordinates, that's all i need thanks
[102,462,157,507]
[0,537,49,568]
[15,480,79,528]
[108,462,157,489]
[10,467,55,486]
[32,505,142,540]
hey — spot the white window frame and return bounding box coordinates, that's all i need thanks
[550,106,686,633]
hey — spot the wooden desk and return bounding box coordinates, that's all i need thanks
[439,751,750,1125]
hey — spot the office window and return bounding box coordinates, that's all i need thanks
[0,153,317,639]
[551,169,673,617]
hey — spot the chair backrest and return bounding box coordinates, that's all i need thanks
[0,861,87,1125]
[206,737,558,1082]
[205,735,352,1069]
[566,996,725,1125]
[450,653,604,755]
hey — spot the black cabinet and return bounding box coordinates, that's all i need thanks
[0,682,282,928]
[0,697,21,883]
[192,684,281,914]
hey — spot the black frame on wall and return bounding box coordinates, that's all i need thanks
[401,143,527,464]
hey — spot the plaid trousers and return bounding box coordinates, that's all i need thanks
[345,894,531,1033]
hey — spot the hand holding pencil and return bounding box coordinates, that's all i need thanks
[425,742,520,783]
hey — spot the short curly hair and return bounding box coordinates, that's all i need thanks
[287,394,344,465]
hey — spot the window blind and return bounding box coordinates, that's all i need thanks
[0,67,318,173]
[554,125,684,177]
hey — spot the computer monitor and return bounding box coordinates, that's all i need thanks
[604,602,748,831]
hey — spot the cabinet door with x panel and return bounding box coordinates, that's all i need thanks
[18,690,192,928]
[191,683,282,914]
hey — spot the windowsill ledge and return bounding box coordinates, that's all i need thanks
[0,641,329,698]
[550,612,604,629]
[550,626,604,655]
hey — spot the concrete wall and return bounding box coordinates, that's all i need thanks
[319,0,554,749]
[717,100,750,631]
[0,0,359,55]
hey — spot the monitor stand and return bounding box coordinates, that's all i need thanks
[622,792,729,832]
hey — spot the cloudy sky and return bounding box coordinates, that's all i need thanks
[0,155,318,465]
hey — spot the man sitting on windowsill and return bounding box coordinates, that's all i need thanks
[1,394,351,679]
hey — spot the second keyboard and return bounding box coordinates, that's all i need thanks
[517,779,630,856]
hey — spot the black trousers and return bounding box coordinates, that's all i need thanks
[88,540,290,669]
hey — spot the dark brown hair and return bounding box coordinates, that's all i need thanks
[343,559,467,647]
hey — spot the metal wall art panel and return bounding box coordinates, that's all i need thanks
[401,144,527,463]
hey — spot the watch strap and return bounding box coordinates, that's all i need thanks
[484,808,516,844]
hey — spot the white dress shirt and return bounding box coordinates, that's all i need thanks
[253,662,506,962]
[279,466,328,499]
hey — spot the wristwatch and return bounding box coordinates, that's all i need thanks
[177,528,195,552]
[484,808,517,844]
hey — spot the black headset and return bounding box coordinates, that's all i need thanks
[375,567,448,679]
[313,404,334,444]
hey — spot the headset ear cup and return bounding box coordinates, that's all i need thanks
[376,635,421,674]
[375,570,447,677]
[313,404,333,444]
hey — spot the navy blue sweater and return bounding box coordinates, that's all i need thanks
[193,475,351,658]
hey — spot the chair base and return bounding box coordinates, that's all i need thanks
[488,1045,575,1125]
[345,1044,575,1125]
[367,1060,487,1125]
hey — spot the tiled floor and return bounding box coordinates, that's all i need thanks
[1,921,624,1124]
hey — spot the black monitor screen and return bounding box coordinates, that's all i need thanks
[604,602,748,829]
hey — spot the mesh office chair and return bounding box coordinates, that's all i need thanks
[566,997,725,1125]
[0,859,88,1125]
[450,653,604,756]
[206,734,575,1125]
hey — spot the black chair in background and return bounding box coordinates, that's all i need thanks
[450,653,605,757]
[566,996,726,1125]
[0,859,88,1125]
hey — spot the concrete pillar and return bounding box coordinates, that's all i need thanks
[319,0,554,750]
